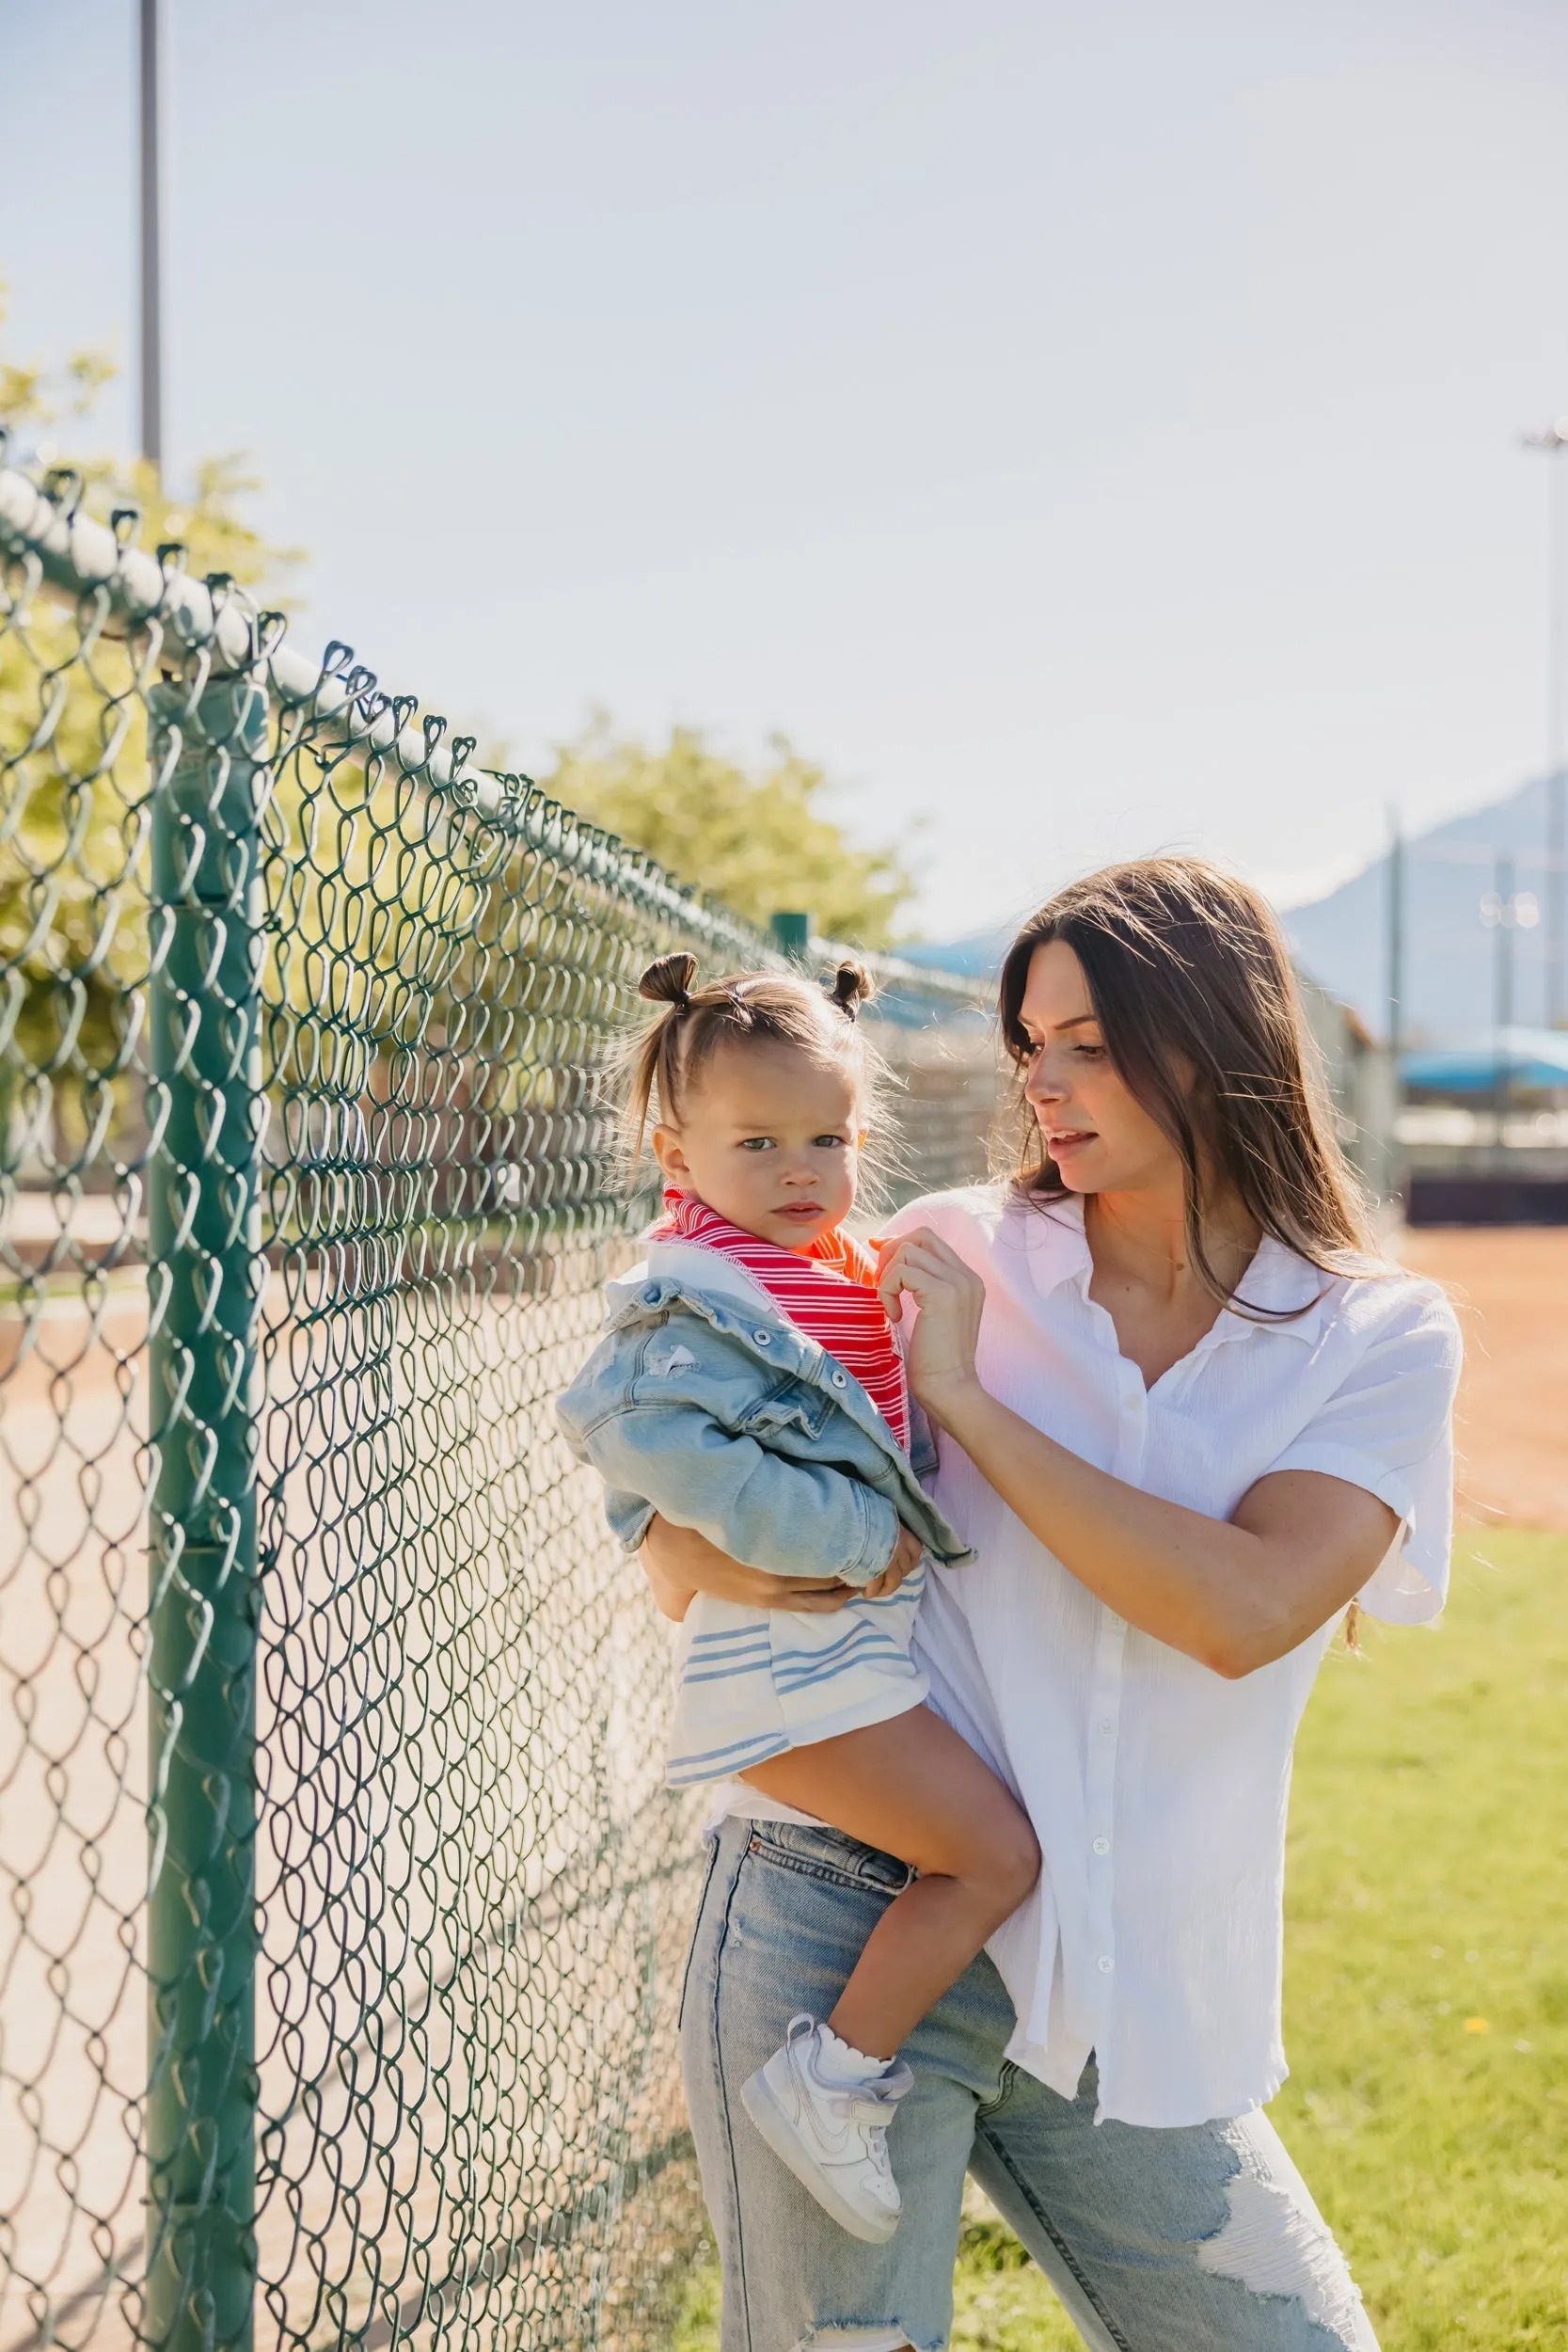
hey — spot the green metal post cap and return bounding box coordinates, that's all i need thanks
[769,911,811,958]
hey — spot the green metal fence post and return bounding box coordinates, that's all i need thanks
[769,909,811,960]
[146,665,268,2352]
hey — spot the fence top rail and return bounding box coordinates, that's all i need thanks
[0,455,987,1013]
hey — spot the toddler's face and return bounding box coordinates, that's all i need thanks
[653,1040,864,1252]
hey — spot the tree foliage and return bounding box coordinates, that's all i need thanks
[541,713,917,948]
[0,277,303,589]
[0,282,920,1190]
[0,283,301,1169]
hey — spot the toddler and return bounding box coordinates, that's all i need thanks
[556,952,1039,2245]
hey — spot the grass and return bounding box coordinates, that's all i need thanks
[674,1529,1568,2350]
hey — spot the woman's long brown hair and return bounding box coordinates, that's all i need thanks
[996,857,1377,1311]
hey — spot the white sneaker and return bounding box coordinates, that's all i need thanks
[739,2014,913,2244]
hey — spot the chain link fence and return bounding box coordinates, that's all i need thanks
[0,457,996,2352]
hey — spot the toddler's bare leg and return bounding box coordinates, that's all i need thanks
[739,1707,1039,2061]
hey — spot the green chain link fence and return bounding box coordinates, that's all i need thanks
[0,454,996,2352]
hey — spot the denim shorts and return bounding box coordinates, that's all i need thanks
[680,1816,1379,2352]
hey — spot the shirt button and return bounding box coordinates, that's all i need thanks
[831,1371,847,1389]
[643,1288,659,1305]
[752,1330,772,1346]
[1098,1954,1115,1974]
[1092,1836,1111,1855]
[1098,1719,1114,1737]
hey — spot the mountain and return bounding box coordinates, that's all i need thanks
[1282,774,1556,1042]
[900,926,1015,981]
[906,775,1558,1042]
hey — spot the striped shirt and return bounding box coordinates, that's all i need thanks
[655,1189,910,1448]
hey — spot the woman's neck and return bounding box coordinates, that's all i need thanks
[1084,1179,1259,1305]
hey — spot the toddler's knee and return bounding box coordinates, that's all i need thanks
[978,1806,1041,1915]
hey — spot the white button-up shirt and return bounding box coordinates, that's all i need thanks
[879,1184,1462,2129]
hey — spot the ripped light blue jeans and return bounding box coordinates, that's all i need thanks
[682,1817,1380,2352]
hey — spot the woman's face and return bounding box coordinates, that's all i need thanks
[1016,940,1180,1198]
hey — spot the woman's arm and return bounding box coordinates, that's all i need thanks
[641,1540,700,1623]
[878,1231,1399,1677]
[640,1517,926,1618]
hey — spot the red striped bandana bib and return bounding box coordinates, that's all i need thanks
[656,1189,910,1450]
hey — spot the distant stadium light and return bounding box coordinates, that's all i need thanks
[1480,887,1539,929]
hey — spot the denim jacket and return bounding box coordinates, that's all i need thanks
[555,1240,974,1586]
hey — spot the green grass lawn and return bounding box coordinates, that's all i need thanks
[675,1529,1568,2350]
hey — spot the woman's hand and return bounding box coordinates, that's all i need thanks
[875,1228,987,1427]
[639,1517,925,1613]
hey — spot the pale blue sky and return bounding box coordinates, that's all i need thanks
[8,0,1568,936]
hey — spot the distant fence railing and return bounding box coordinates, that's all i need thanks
[0,455,995,2352]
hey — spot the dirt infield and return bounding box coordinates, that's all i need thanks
[1397,1226,1568,1533]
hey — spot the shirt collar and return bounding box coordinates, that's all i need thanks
[1212,1235,1331,1347]
[1021,1189,1330,1346]
[1020,1190,1094,1300]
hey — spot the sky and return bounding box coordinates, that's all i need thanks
[7,0,1568,940]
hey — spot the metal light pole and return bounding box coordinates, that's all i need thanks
[1521,418,1568,1025]
[1383,804,1406,1209]
[1480,862,1542,1165]
[138,0,164,469]
[1386,803,1404,1057]
[1489,850,1515,1157]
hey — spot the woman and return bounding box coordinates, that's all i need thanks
[641,858,1460,2352]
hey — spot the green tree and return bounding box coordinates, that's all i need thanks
[0,283,300,1172]
[0,277,302,589]
[541,713,917,948]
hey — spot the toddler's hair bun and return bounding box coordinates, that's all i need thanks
[639,951,699,1009]
[827,958,876,1022]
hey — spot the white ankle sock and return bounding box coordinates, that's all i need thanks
[814,2023,894,2084]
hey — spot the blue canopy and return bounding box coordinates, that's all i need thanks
[1401,1026,1568,1095]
